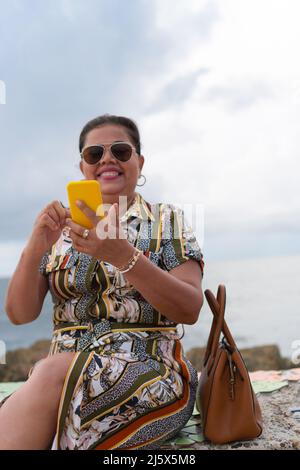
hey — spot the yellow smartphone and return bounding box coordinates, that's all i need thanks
[66,180,104,229]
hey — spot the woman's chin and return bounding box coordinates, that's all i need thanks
[97,178,124,193]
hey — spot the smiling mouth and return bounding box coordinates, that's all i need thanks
[97,171,123,180]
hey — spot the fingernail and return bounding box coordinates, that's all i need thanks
[76,200,82,207]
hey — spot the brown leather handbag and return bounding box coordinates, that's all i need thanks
[196,284,263,444]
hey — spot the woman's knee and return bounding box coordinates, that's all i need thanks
[28,352,76,390]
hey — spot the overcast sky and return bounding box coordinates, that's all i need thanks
[0,0,299,277]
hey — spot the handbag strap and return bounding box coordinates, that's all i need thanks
[203,285,237,367]
[203,285,225,366]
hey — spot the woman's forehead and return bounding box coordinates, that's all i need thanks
[85,125,129,143]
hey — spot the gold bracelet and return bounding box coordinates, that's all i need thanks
[117,248,142,274]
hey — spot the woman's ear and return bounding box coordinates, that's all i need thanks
[138,154,145,173]
[79,160,84,175]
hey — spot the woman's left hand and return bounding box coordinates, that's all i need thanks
[66,200,135,267]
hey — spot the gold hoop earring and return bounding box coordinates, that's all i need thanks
[137,174,146,187]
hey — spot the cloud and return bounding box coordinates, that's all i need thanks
[0,0,219,241]
[0,0,300,276]
[204,79,275,111]
[145,67,210,113]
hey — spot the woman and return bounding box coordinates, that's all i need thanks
[0,114,205,450]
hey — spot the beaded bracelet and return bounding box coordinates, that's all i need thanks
[115,248,137,271]
[117,248,142,274]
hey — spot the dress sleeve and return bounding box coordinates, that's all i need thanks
[160,204,205,278]
[38,203,67,276]
[38,249,51,276]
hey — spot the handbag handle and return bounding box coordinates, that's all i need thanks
[209,285,226,360]
[203,285,225,368]
[203,285,224,365]
[203,285,237,368]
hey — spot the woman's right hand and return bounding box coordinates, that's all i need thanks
[29,200,70,254]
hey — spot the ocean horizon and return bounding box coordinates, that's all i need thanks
[0,254,299,361]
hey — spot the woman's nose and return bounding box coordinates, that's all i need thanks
[101,146,116,162]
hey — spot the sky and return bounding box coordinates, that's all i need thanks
[0,0,299,277]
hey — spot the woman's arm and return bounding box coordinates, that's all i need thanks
[5,200,69,325]
[65,201,204,325]
[123,245,204,325]
[4,240,49,325]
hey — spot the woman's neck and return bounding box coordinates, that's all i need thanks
[101,192,137,212]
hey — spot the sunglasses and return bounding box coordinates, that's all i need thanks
[81,141,137,165]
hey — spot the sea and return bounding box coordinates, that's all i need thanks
[0,254,299,362]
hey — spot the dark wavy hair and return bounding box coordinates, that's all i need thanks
[79,114,142,155]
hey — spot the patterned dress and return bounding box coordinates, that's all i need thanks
[15,192,205,450]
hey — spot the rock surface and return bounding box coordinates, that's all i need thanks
[0,340,295,382]
[1,377,299,450]
[1,338,300,450]
[185,344,294,372]
[0,340,50,382]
